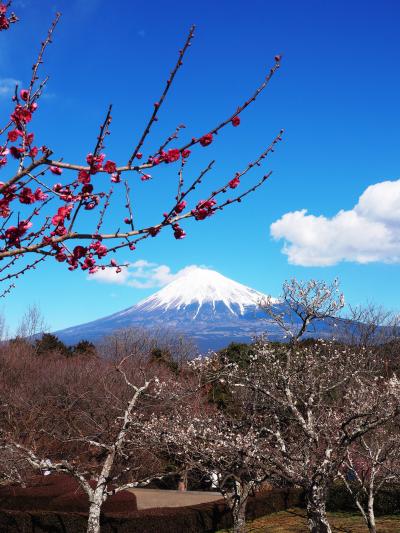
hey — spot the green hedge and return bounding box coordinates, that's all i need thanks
[327,482,400,516]
[0,488,303,532]
[0,474,138,514]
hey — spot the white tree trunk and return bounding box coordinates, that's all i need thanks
[355,500,369,527]
[87,500,102,533]
[367,492,377,533]
[83,378,148,532]
[306,484,332,533]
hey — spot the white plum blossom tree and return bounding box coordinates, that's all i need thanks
[144,402,271,533]
[338,425,400,533]
[261,278,345,342]
[231,340,400,533]
[1,352,177,533]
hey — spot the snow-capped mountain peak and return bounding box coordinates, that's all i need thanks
[56,267,286,352]
[134,267,274,317]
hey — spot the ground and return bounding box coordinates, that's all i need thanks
[128,488,222,509]
[218,508,400,532]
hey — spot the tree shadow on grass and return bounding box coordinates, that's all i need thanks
[284,509,354,533]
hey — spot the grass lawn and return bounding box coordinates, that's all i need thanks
[218,507,400,532]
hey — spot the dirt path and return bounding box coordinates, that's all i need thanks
[128,488,223,510]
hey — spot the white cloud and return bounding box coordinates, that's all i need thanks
[270,180,400,266]
[0,78,21,98]
[0,78,55,100]
[90,261,202,289]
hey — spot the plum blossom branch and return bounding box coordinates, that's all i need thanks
[0,2,18,31]
[27,12,61,102]
[0,8,283,285]
[127,26,195,167]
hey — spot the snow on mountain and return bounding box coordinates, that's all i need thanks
[56,267,293,352]
[130,267,276,317]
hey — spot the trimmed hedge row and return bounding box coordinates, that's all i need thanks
[0,487,303,532]
[0,474,138,514]
[6,479,400,532]
[327,482,400,516]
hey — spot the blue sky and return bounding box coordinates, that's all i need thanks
[1,0,400,332]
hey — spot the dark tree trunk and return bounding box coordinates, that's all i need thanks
[229,482,252,533]
[232,500,247,533]
[306,483,332,533]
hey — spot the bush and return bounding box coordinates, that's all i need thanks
[327,481,400,516]
[0,474,138,513]
[0,486,302,532]
[246,487,303,520]
[34,334,71,357]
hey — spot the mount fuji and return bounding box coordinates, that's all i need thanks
[56,267,331,352]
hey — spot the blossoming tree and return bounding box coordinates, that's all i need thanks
[338,425,400,533]
[0,3,283,296]
[0,347,182,533]
[236,340,400,533]
[144,399,271,533]
[260,278,345,342]
[189,279,400,533]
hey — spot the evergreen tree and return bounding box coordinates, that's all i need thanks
[34,334,70,357]
[72,340,97,357]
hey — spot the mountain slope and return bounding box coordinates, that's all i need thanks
[132,268,276,316]
[56,267,329,351]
